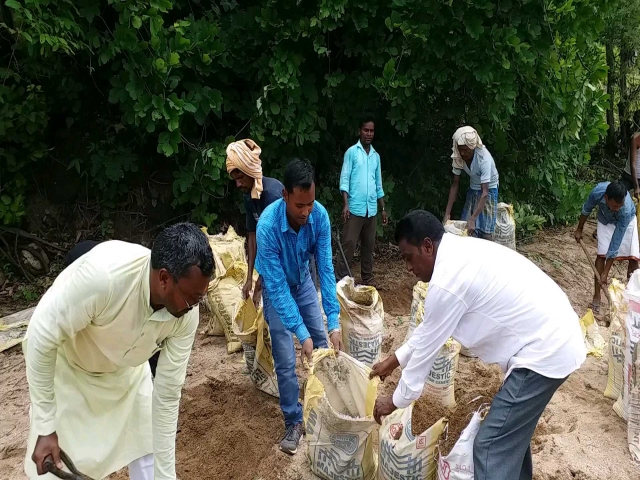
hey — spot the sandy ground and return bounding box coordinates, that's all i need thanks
[1,224,639,479]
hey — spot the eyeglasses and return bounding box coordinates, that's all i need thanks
[174,280,204,311]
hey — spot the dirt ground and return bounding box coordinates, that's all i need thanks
[1,224,640,479]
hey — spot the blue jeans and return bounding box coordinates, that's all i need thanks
[263,274,328,427]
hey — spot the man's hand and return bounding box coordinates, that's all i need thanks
[301,338,314,365]
[342,204,350,223]
[329,331,343,352]
[242,277,253,300]
[635,187,640,201]
[467,217,476,236]
[382,210,388,226]
[370,354,400,381]
[252,277,263,307]
[574,228,583,243]
[600,270,609,288]
[32,433,63,475]
[373,395,398,425]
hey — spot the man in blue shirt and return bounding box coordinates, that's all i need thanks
[256,159,343,455]
[575,181,639,312]
[336,114,387,285]
[226,139,284,304]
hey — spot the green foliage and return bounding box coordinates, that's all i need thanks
[0,0,616,231]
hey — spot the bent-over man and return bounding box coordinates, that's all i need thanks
[24,223,214,480]
[372,210,586,480]
[256,159,343,455]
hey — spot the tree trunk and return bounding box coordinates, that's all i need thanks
[606,40,616,153]
[619,43,632,154]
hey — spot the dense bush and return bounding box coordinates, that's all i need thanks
[0,0,612,234]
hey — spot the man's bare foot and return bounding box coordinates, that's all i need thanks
[590,301,601,314]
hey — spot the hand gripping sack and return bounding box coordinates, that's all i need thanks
[207,262,247,353]
[304,349,380,480]
[606,280,627,401]
[494,203,516,250]
[378,405,447,480]
[233,299,279,397]
[617,271,640,460]
[337,277,385,368]
[437,407,488,480]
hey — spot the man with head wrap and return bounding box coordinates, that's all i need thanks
[226,139,284,303]
[443,126,500,238]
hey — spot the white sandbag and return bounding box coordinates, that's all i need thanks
[494,203,516,250]
[202,225,247,278]
[579,309,606,357]
[303,349,379,480]
[207,262,247,353]
[405,282,429,342]
[606,280,627,401]
[337,277,384,368]
[444,220,469,237]
[378,404,446,480]
[619,271,640,461]
[437,409,486,480]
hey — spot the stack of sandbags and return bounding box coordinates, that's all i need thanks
[618,272,640,461]
[233,298,279,397]
[201,226,258,352]
[304,349,379,480]
[337,277,384,368]
[607,280,627,404]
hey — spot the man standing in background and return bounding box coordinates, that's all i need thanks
[226,139,284,304]
[336,114,388,286]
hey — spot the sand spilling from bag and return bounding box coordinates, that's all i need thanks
[412,360,503,456]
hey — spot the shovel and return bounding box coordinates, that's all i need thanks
[578,239,612,305]
[44,450,94,480]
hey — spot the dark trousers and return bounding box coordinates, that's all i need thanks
[64,241,161,378]
[473,368,567,480]
[336,214,376,284]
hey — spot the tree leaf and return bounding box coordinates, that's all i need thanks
[168,52,180,66]
[270,102,281,115]
[383,58,396,80]
[183,102,197,113]
[5,0,21,10]
[132,16,142,29]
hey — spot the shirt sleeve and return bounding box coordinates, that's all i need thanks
[452,167,462,176]
[24,260,111,436]
[392,286,468,409]
[477,151,491,184]
[339,149,352,194]
[256,223,310,342]
[315,208,340,332]
[152,310,198,480]
[375,154,385,199]
[245,197,257,233]
[581,185,602,217]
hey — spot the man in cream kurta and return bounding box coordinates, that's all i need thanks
[23,223,214,480]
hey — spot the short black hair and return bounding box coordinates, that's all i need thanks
[151,222,214,279]
[359,113,375,129]
[395,210,445,247]
[283,158,315,193]
[606,181,627,203]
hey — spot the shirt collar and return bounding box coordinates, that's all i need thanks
[279,199,315,233]
[357,140,376,155]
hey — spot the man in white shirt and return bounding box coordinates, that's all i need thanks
[24,223,214,480]
[371,210,586,480]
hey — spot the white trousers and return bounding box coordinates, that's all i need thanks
[128,454,154,480]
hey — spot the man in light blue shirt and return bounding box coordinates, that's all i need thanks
[256,159,343,456]
[575,181,639,312]
[336,114,387,285]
